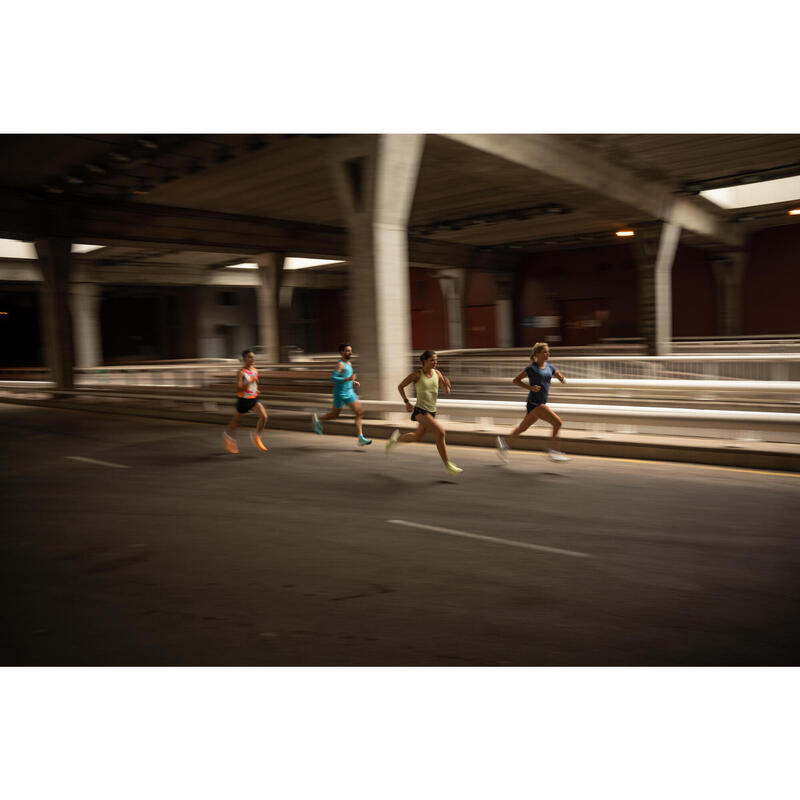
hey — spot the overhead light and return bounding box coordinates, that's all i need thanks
[110,152,132,163]
[71,244,106,254]
[701,175,800,209]
[64,175,84,185]
[226,262,258,269]
[0,239,37,259]
[86,163,107,175]
[42,184,64,195]
[789,209,800,216]
[284,258,345,271]
[137,138,159,150]
[615,229,635,237]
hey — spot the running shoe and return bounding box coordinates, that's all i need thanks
[496,435,509,463]
[251,432,268,452]
[445,461,463,475]
[385,429,400,454]
[223,432,239,454]
[312,413,323,435]
[548,449,570,463]
[358,434,372,446]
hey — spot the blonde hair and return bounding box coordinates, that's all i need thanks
[530,342,549,361]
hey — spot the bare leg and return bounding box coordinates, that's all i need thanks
[349,401,364,436]
[398,423,425,443]
[255,402,268,435]
[534,404,563,451]
[505,408,540,447]
[321,407,341,422]
[226,412,241,437]
[419,414,450,465]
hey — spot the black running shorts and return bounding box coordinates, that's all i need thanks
[236,397,259,414]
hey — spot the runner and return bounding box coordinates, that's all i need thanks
[223,349,268,454]
[385,349,462,476]
[311,343,372,446]
[496,342,569,463]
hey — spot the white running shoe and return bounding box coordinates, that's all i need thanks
[496,435,509,463]
[385,429,400,454]
[548,449,570,463]
[312,413,323,436]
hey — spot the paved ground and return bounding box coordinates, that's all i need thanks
[1,403,799,665]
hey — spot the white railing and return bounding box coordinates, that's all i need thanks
[437,355,800,382]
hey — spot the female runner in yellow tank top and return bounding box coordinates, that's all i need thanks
[385,349,462,475]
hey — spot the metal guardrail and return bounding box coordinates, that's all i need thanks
[2,383,799,445]
[437,355,800,382]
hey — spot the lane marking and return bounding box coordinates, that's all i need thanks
[66,456,129,469]
[387,519,593,559]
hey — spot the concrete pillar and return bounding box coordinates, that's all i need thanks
[437,268,465,350]
[636,222,681,356]
[35,238,75,389]
[494,273,514,348]
[70,282,102,368]
[712,252,746,336]
[255,252,285,362]
[331,134,425,399]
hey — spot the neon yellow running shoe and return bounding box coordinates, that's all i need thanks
[445,461,463,475]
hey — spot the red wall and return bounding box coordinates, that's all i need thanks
[410,268,449,350]
[464,272,498,347]
[742,224,800,335]
[516,245,639,346]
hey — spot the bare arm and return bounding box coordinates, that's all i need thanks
[513,369,538,392]
[435,369,452,395]
[331,361,354,383]
[554,369,566,384]
[398,372,419,411]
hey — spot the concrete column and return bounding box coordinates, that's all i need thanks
[331,134,425,399]
[255,252,285,362]
[35,238,75,389]
[636,222,681,355]
[494,273,514,348]
[712,252,746,336]
[70,282,102,367]
[437,268,465,350]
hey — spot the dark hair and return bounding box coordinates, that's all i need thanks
[241,349,254,359]
[419,349,436,364]
[338,343,350,353]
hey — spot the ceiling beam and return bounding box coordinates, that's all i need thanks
[0,190,349,256]
[0,188,515,272]
[439,134,744,247]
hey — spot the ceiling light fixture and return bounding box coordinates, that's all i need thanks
[85,163,107,175]
[789,209,800,216]
[615,229,635,237]
[226,262,258,269]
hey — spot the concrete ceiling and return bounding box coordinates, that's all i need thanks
[1,133,799,274]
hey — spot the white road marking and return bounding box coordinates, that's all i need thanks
[66,456,128,469]
[387,519,593,559]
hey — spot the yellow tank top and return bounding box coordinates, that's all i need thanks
[415,370,439,412]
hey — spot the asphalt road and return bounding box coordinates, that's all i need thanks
[1,403,799,666]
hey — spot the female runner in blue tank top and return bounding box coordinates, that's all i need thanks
[496,342,570,463]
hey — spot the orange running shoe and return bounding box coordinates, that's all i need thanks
[252,432,268,452]
[223,433,239,454]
